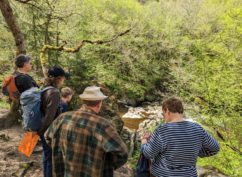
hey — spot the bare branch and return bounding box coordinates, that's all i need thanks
[215,129,242,155]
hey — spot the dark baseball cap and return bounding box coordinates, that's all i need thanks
[47,66,70,79]
[15,54,31,68]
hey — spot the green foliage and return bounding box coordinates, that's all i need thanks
[0,0,241,176]
[166,0,242,176]
[56,0,175,101]
[0,100,10,109]
[198,142,242,177]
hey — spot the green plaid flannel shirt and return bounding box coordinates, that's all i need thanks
[45,106,128,177]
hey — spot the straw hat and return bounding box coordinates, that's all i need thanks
[79,86,108,101]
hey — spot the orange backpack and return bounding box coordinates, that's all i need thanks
[2,74,20,101]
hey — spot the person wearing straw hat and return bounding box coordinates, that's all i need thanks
[45,86,128,177]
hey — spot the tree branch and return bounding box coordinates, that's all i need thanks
[14,0,41,11]
[15,0,34,3]
[215,129,242,155]
[40,28,131,77]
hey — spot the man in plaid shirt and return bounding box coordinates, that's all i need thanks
[45,86,128,177]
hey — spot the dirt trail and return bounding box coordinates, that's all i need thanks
[0,126,42,177]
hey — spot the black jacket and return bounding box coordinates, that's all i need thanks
[15,71,38,93]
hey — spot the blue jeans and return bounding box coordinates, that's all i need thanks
[40,135,52,177]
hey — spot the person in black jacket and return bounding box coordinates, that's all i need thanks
[14,54,38,93]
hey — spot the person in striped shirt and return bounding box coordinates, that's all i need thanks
[141,97,220,177]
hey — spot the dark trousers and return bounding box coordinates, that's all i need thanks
[40,135,52,177]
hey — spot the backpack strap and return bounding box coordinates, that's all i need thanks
[13,71,25,79]
[41,86,55,93]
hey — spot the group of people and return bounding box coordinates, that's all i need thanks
[13,54,128,177]
[10,54,219,177]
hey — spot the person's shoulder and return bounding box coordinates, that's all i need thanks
[41,87,60,99]
[59,111,75,118]
[160,121,203,129]
[158,122,175,129]
[93,114,112,125]
[154,123,168,133]
[56,111,77,123]
[44,86,59,94]
[185,121,204,130]
[180,121,207,134]
[14,72,28,80]
[51,111,75,126]
[90,113,115,130]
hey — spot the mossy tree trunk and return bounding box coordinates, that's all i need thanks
[0,0,26,55]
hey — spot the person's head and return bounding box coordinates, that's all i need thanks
[61,87,74,103]
[79,86,108,113]
[162,97,184,122]
[15,54,32,72]
[44,66,68,88]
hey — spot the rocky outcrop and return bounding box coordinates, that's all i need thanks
[121,103,163,139]
[121,103,163,157]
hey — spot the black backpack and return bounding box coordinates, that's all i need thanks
[135,153,151,177]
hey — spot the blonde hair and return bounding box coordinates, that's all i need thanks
[61,87,73,98]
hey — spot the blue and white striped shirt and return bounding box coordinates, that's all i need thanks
[141,121,220,177]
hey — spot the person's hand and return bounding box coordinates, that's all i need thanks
[141,132,151,144]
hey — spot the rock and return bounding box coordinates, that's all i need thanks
[197,166,228,177]
[118,98,138,107]
[122,112,144,119]
[141,101,152,107]
[136,105,163,138]
[126,99,138,107]
[0,134,10,141]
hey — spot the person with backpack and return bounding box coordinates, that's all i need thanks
[14,54,38,94]
[37,66,68,177]
[45,86,128,177]
[140,97,220,177]
[2,54,38,101]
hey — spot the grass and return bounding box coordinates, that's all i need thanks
[0,99,10,109]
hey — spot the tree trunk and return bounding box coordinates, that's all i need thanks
[0,0,26,129]
[0,101,20,129]
[0,0,26,55]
